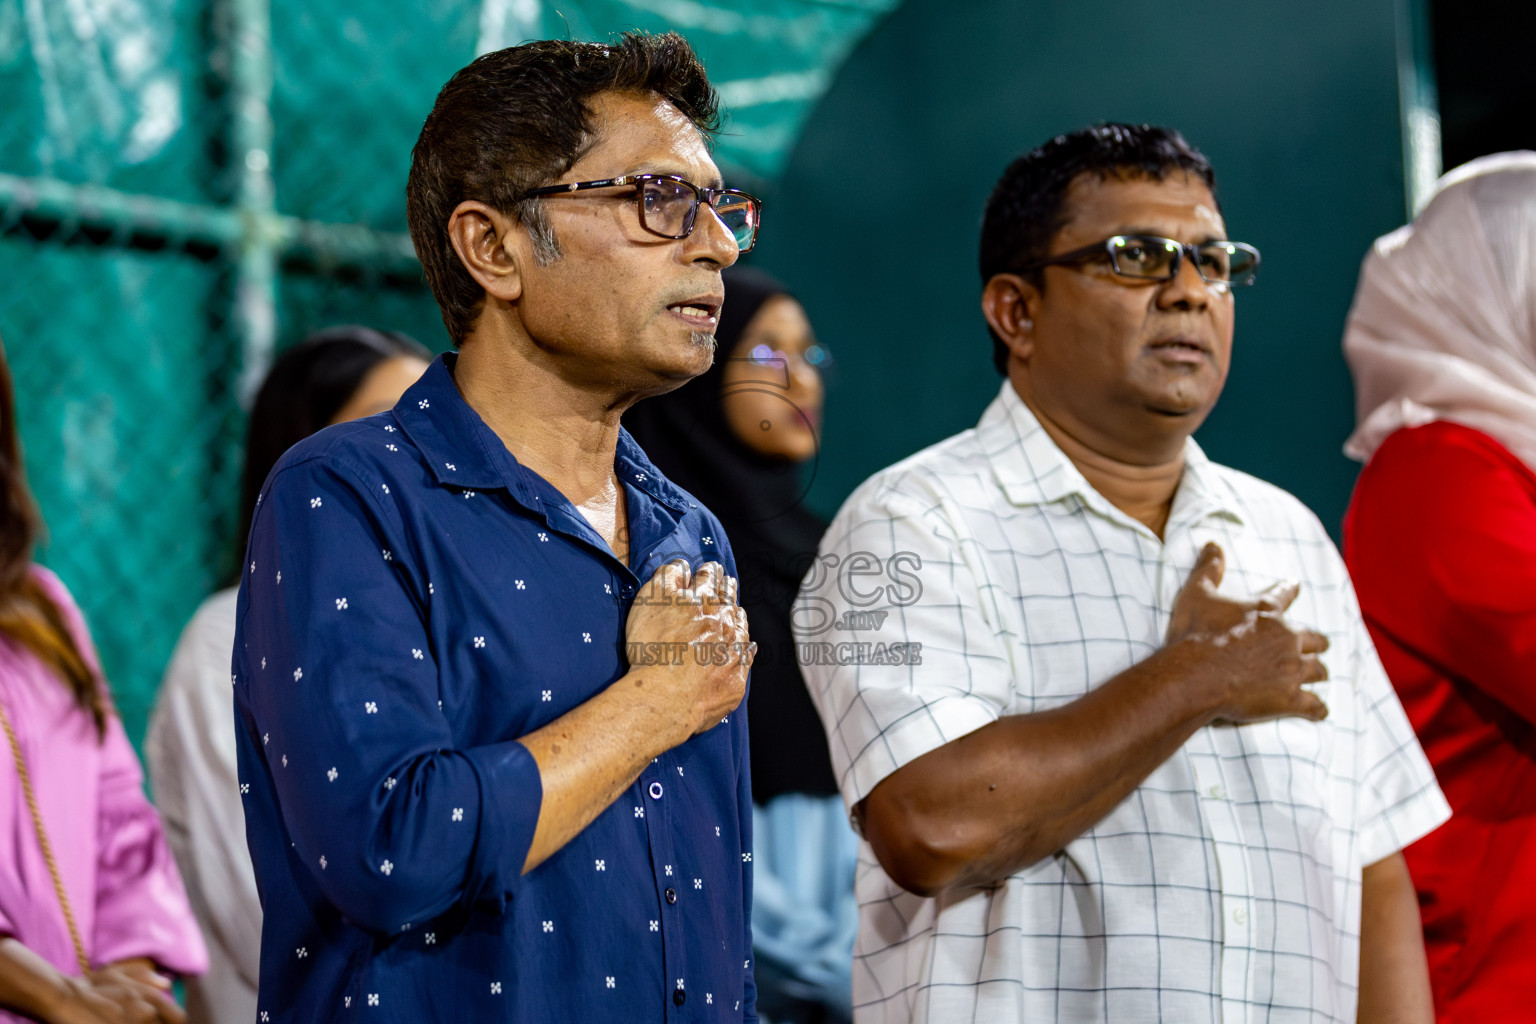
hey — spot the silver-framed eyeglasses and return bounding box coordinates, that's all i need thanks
[1017,234,1261,289]
[522,173,762,252]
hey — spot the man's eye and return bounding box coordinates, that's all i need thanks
[1122,245,1153,265]
[1197,251,1232,278]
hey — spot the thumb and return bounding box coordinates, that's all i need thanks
[1255,579,1301,614]
[1188,542,1225,592]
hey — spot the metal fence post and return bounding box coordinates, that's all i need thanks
[228,0,279,405]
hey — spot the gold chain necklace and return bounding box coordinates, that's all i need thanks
[0,695,91,975]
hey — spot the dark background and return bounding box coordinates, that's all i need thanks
[1432,0,1536,169]
[753,0,1534,540]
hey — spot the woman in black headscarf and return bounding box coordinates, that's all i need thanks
[625,267,854,1023]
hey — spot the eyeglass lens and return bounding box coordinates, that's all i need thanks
[747,343,833,370]
[640,179,758,251]
[1109,236,1258,286]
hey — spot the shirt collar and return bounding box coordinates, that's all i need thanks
[392,354,507,491]
[614,429,696,515]
[982,381,1245,532]
[392,353,694,517]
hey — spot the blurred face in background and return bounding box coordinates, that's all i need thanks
[720,294,824,461]
[329,355,431,424]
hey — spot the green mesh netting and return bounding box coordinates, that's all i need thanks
[0,0,898,746]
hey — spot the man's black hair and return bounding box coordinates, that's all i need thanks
[978,123,1219,376]
[407,33,721,346]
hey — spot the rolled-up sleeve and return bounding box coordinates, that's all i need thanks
[237,455,542,934]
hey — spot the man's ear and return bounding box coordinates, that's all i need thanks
[980,273,1039,364]
[447,201,524,304]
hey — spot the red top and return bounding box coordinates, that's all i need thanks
[1343,420,1536,1019]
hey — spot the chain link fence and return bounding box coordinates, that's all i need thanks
[0,0,896,747]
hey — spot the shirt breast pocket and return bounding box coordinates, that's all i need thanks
[1245,691,1336,841]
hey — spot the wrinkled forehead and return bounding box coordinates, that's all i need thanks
[575,90,721,184]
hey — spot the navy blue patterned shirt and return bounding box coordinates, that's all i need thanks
[232,355,756,1022]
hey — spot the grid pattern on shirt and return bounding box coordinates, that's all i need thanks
[795,383,1449,1024]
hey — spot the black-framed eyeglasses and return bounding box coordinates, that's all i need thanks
[1017,234,1261,289]
[522,173,762,253]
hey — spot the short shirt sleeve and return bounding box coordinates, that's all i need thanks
[1342,575,1451,865]
[794,481,1016,814]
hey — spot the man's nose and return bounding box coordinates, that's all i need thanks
[1157,250,1216,311]
[682,203,741,268]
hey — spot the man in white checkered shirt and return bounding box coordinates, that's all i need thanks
[795,125,1449,1023]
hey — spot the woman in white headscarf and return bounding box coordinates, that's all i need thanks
[1342,152,1536,1018]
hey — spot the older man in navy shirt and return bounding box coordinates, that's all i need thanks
[232,33,762,1022]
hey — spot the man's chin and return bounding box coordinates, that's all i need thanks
[1144,392,1222,426]
[626,337,717,397]
[1139,376,1224,420]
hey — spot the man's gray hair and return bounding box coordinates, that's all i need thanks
[516,197,563,265]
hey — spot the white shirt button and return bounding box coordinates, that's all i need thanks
[1232,906,1248,925]
[1207,784,1227,800]
[649,782,664,800]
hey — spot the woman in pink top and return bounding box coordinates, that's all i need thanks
[0,338,206,1023]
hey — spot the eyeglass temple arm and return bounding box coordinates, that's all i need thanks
[1012,239,1120,274]
[523,176,638,198]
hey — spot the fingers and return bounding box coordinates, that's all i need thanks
[660,559,691,594]
[638,559,691,606]
[1297,691,1330,721]
[111,964,170,990]
[152,991,187,1024]
[1300,652,1330,684]
[1297,629,1330,655]
[1255,579,1300,613]
[691,561,724,606]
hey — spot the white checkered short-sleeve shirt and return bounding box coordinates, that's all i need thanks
[796,383,1448,1024]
